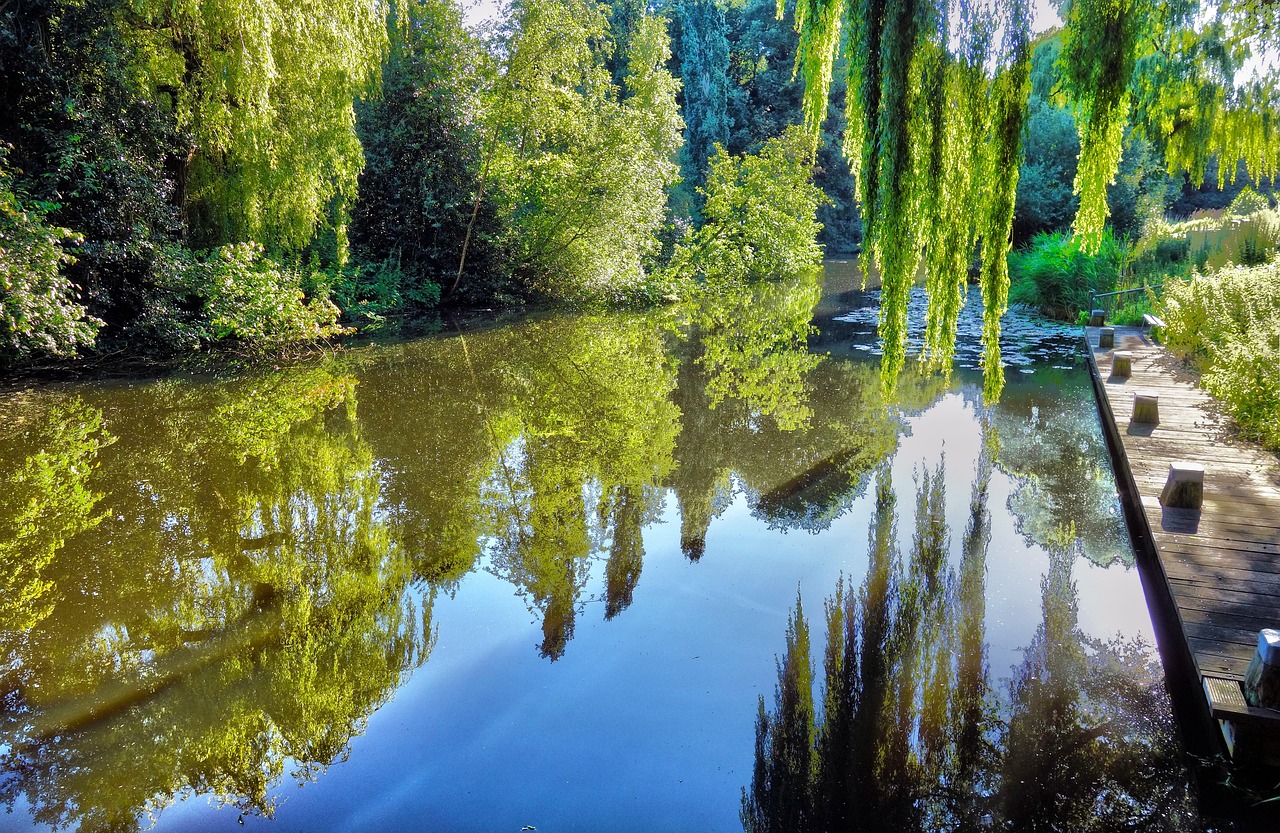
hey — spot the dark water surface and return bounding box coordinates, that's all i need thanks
[0,267,1202,831]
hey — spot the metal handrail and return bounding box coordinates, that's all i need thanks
[1091,285,1163,300]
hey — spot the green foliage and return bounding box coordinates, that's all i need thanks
[1228,184,1271,216]
[665,127,826,286]
[1058,0,1148,252]
[1008,230,1126,319]
[125,0,387,249]
[675,0,732,205]
[1014,92,1080,245]
[1161,262,1280,449]
[790,0,1033,397]
[977,5,1033,403]
[153,244,345,348]
[485,0,682,302]
[0,155,99,362]
[350,0,505,307]
[330,258,441,326]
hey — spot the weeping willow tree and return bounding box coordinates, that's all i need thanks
[123,0,388,250]
[1072,0,1280,249]
[787,0,1031,399]
[788,0,1280,397]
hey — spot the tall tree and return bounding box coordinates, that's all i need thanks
[349,0,506,308]
[122,0,387,250]
[676,0,732,207]
[484,0,682,300]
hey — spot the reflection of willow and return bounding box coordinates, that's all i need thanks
[672,275,906,539]
[0,370,434,832]
[992,370,1132,567]
[481,315,678,658]
[743,452,1200,831]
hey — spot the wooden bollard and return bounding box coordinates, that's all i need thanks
[1160,462,1204,509]
[1099,326,1115,348]
[1089,308,1106,327]
[1244,629,1280,709]
[1132,391,1159,424]
[1111,350,1133,377]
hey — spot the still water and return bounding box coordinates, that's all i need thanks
[0,267,1201,831]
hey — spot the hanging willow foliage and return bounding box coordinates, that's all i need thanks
[977,0,1032,404]
[921,2,991,376]
[787,0,845,141]
[789,0,1028,398]
[1058,0,1149,253]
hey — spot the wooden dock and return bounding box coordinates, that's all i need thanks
[1084,325,1280,759]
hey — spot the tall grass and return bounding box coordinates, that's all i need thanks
[1009,229,1125,319]
[1162,262,1280,450]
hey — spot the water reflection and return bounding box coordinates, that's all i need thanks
[743,456,1200,832]
[0,269,1196,831]
[0,370,433,829]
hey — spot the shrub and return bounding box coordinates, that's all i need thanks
[0,155,100,363]
[1228,185,1270,217]
[329,258,441,327]
[664,127,826,287]
[149,243,345,349]
[1162,262,1280,449]
[1008,229,1125,319]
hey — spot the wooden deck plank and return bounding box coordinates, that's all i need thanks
[1085,325,1280,751]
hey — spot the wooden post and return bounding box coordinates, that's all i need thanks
[1089,308,1106,327]
[1099,327,1115,349]
[1111,350,1133,377]
[1244,629,1280,709]
[1132,391,1159,424]
[1160,462,1204,509]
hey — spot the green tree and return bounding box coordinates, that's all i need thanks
[674,0,732,211]
[666,126,826,286]
[122,0,387,250]
[349,0,506,310]
[484,0,682,301]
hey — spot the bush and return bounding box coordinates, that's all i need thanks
[148,243,345,349]
[664,127,826,287]
[0,156,100,363]
[1228,185,1270,217]
[1162,262,1280,449]
[1008,229,1125,319]
[330,258,441,327]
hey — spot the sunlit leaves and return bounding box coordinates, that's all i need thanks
[666,126,826,286]
[790,0,1030,398]
[484,0,682,300]
[125,0,387,249]
[1058,0,1149,252]
[0,154,99,362]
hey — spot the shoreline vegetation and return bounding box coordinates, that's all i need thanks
[3,0,1280,404]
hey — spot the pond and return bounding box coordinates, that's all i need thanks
[0,266,1203,831]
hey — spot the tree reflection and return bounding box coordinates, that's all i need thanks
[674,275,905,538]
[993,372,1132,567]
[0,399,112,658]
[481,315,679,658]
[743,451,1199,832]
[0,368,434,832]
[692,273,824,433]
